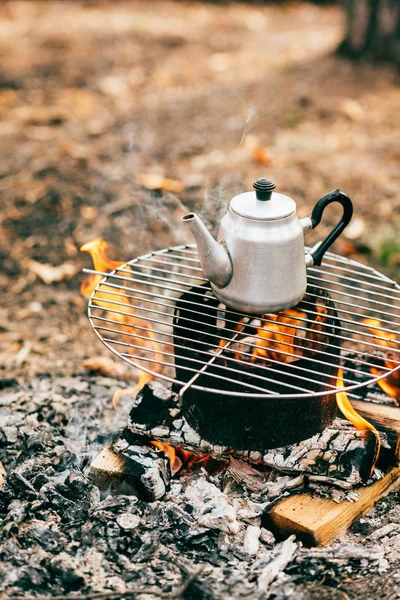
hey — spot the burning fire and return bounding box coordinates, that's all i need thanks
[362,318,400,404]
[151,441,211,475]
[225,299,329,365]
[251,309,308,363]
[336,367,380,474]
[80,238,163,408]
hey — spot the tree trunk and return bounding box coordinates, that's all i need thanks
[338,0,400,64]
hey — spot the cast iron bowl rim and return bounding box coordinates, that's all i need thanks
[87,243,400,401]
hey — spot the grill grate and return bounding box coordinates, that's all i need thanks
[85,244,400,400]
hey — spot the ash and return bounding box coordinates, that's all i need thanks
[1,376,399,599]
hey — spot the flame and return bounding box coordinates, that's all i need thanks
[251,309,308,363]
[224,300,331,366]
[362,318,400,404]
[151,441,182,475]
[80,238,124,299]
[80,238,163,409]
[336,367,380,475]
[151,441,211,474]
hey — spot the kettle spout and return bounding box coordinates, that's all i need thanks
[181,213,232,287]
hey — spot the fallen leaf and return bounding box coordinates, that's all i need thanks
[137,173,185,193]
[339,98,365,122]
[27,260,79,284]
[345,217,365,240]
[253,147,272,166]
[83,356,130,380]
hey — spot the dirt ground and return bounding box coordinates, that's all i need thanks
[0,1,400,598]
[1,0,400,384]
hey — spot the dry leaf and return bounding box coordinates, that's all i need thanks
[83,356,130,380]
[339,98,365,122]
[345,217,365,240]
[0,461,5,490]
[253,147,272,166]
[27,260,79,284]
[137,173,185,193]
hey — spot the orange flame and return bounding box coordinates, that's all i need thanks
[151,441,182,475]
[225,301,329,365]
[80,238,163,409]
[251,309,308,363]
[336,367,380,475]
[362,318,400,404]
[151,441,211,474]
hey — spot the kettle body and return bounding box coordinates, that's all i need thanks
[182,178,353,315]
[214,207,309,314]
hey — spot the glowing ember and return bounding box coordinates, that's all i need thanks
[151,441,211,474]
[336,367,380,474]
[80,238,163,409]
[362,318,400,404]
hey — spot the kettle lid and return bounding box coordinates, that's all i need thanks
[230,178,296,221]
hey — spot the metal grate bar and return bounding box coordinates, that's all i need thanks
[86,247,400,399]
[95,277,400,332]
[100,335,312,395]
[90,310,390,384]
[306,273,400,307]
[94,262,400,322]
[95,324,346,390]
[83,267,400,323]
[90,286,400,356]
[90,292,396,372]
[129,252,400,303]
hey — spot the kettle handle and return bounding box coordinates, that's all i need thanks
[308,189,353,266]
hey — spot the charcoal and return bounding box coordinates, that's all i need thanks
[49,552,86,591]
[7,472,38,498]
[129,381,179,428]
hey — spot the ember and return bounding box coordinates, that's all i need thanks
[151,440,212,474]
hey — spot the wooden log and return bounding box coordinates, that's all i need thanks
[264,465,400,547]
[90,441,170,501]
[350,400,400,466]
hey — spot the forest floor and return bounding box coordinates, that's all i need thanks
[0,1,400,598]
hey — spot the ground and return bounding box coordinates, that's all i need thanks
[0,1,399,598]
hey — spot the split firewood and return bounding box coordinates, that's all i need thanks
[90,439,170,501]
[265,465,400,547]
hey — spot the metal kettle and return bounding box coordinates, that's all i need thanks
[181,177,353,315]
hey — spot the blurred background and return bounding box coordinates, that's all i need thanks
[1,0,399,383]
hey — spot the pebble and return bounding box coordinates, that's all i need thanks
[116,513,141,531]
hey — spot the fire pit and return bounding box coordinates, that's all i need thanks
[173,283,341,449]
[84,244,400,452]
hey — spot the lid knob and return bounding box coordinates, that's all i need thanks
[253,177,276,201]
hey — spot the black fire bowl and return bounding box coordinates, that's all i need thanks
[173,284,341,451]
